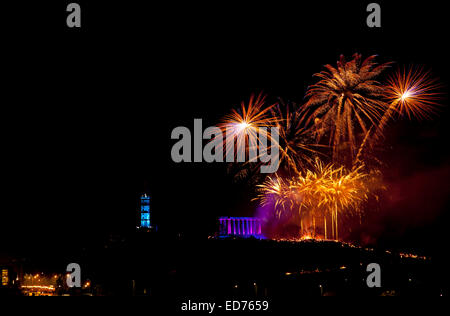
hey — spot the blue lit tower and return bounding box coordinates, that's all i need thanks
[140,194,151,228]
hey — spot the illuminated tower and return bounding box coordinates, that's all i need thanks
[140,194,151,228]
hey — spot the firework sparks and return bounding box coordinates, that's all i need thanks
[254,174,294,218]
[255,159,369,240]
[373,66,442,143]
[270,101,323,174]
[302,54,392,161]
[291,160,368,239]
[386,66,442,120]
[219,93,278,163]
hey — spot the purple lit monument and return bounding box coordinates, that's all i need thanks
[218,217,262,238]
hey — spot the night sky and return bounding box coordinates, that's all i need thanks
[2,1,449,260]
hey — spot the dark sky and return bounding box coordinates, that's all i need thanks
[1,1,449,257]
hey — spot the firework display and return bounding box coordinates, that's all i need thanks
[374,66,443,142]
[302,54,392,161]
[218,93,278,163]
[219,54,442,241]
